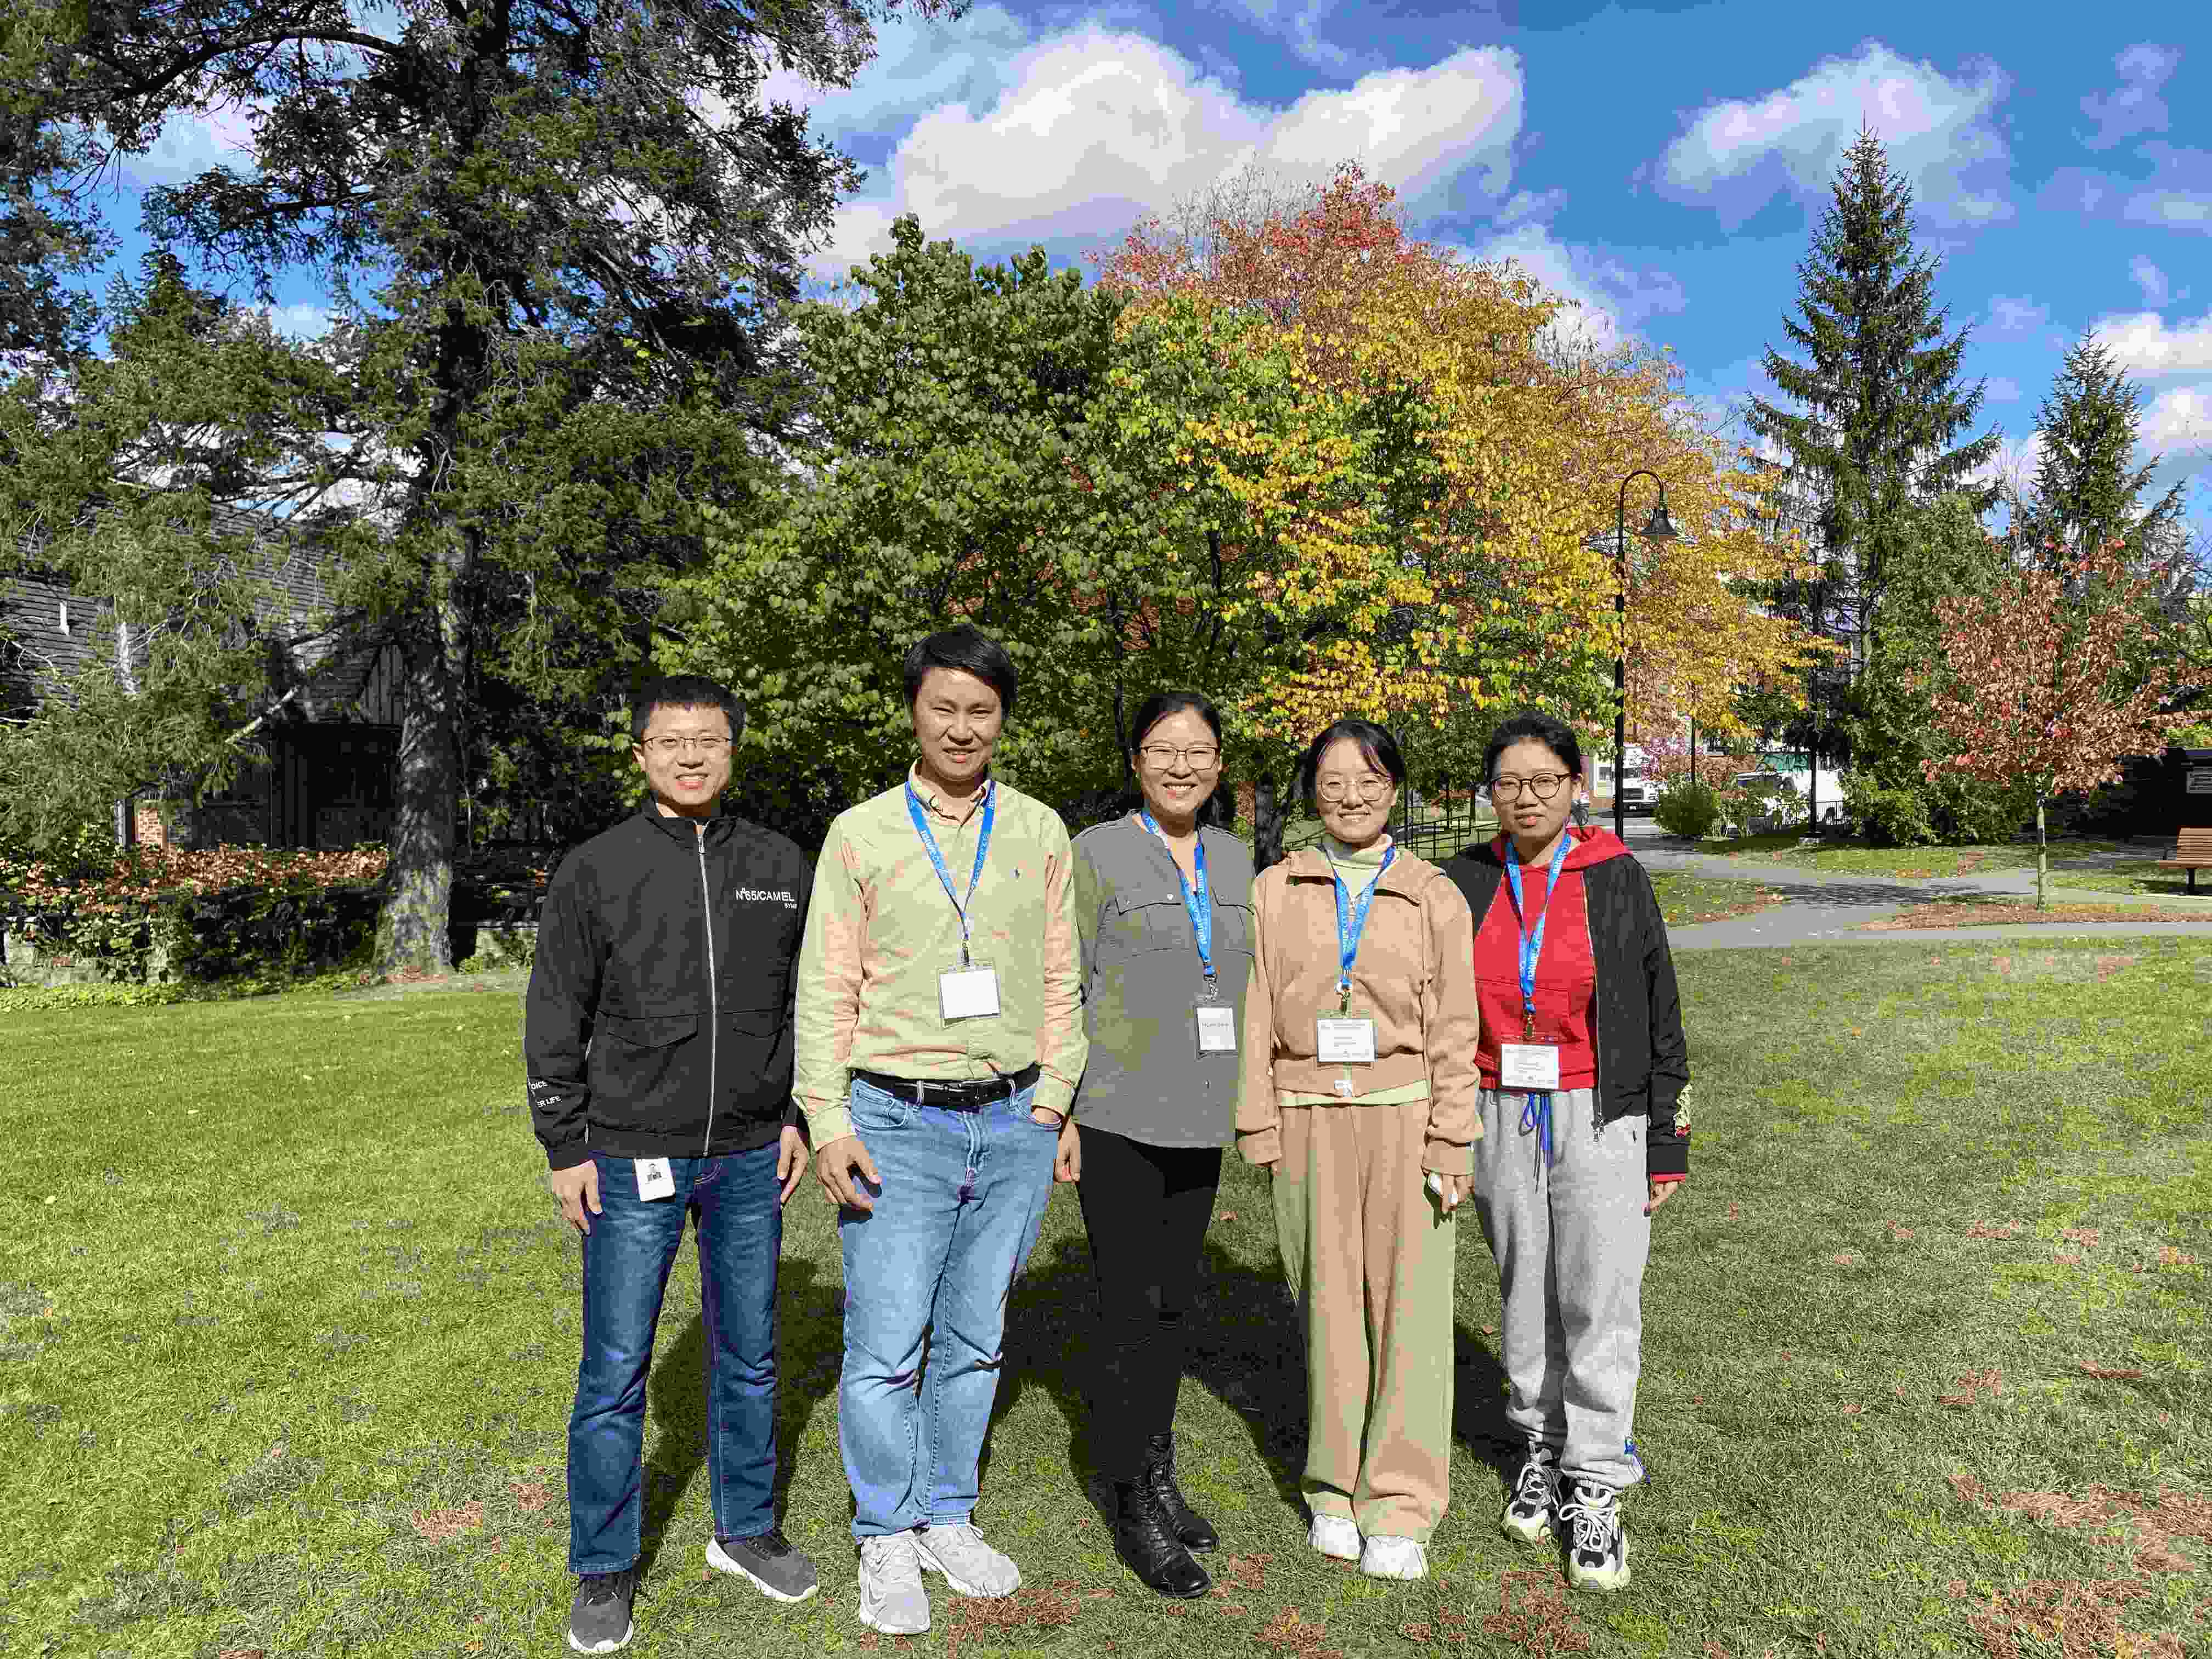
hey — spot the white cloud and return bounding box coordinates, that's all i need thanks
[2141,386,2212,455]
[263,303,335,340]
[2080,43,2180,151]
[2094,311,2212,379]
[2131,255,2171,307]
[2124,190,2212,229]
[804,33,1524,278]
[1653,43,2014,229]
[1466,225,1685,352]
[1983,295,2049,338]
[755,5,1035,145]
[121,100,263,182]
[1493,187,1568,229]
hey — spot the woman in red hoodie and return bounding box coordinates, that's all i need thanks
[1442,711,1689,1594]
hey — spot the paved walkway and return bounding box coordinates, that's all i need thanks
[1619,826,2212,951]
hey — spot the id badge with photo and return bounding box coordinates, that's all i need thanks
[1499,1041,1561,1092]
[1315,1017,1377,1064]
[1196,1003,1238,1054]
[939,962,1002,1022]
[634,1156,677,1202]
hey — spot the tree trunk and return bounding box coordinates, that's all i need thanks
[376,583,467,973]
[2035,795,2047,912]
[1252,775,1287,872]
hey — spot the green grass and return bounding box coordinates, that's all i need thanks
[1645,874,1785,927]
[7,945,2210,1657]
[1690,836,2139,878]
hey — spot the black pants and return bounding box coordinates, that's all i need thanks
[1075,1123,1224,1482]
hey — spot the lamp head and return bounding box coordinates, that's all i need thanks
[1641,495,1681,541]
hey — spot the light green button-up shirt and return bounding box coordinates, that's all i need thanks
[793,765,1087,1146]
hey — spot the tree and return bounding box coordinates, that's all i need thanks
[1923,539,2190,906]
[2012,332,2186,575]
[10,0,944,968]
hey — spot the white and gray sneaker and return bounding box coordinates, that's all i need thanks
[1559,1480,1630,1592]
[914,1522,1023,1598]
[856,1530,932,1634]
[1500,1444,1560,1545]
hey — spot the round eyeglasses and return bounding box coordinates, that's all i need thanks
[1488,772,1570,802]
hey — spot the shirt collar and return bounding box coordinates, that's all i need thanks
[907,761,990,826]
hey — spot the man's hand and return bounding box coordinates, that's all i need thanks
[815,1133,882,1213]
[551,1160,602,1235]
[1645,1177,1683,1217]
[1053,1117,1081,1183]
[776,1125,810,1205]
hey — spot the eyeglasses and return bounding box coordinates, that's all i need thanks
[1488,772,1571,801]
[1317,776,1392,803]
[639,736,733,757]
[1138,743,1220,770]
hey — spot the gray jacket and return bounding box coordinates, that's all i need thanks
[1071,812,1256,1147]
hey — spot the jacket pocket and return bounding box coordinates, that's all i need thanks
[590,1011,702,1130]
[716,1006,792,1108]
[1115,892,1194,953]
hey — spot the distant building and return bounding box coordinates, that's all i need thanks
[1,504,402,849]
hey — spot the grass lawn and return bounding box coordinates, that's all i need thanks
[1646,874,1786,928]
[1688,836,2140,879]
[1863,896,2212,930]
[7,944,2210,1658]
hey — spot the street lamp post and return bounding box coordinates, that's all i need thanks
[1613,470,1680,840]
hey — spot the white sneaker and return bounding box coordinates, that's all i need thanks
[856,1530,931,1634]
[1559,1481,1630,1592]
[1307,1514,1361,1561]
[1358,1535,1428,1580]
[914,1522,1022,1598]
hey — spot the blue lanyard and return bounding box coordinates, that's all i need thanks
[1139,810,1215,989]
[1501,832,1572,1039]
[1502,832,1572,1164]
[906,780,994,966]
[1329,843,1396,1013]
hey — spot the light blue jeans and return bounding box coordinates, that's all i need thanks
[836,1077,1058,1539]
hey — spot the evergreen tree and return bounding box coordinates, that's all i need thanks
[2013,330,2185,573]
[6,0,946,969]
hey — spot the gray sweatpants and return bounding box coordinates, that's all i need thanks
[1469,1086,1650,1493]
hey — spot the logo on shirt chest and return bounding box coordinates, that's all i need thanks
[732,887,799,909]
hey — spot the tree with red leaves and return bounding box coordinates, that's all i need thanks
[1923,540,2190,907]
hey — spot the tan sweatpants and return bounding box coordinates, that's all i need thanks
[1270,1099,1457,1540]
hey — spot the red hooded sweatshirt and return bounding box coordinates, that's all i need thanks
[1471,825,1635,1092]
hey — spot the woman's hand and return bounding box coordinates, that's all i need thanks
[1426,1170,1474,1214]
[1645,1177,1683,1217]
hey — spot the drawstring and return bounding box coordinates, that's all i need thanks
[1519,1091,1555,1165]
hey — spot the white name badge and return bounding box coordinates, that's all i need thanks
[635,1156,677,1201]
[939,963,1002,1022]
[1315,1017,1377,1064]
[1196,1003,1238,1054]
[1499,1041,1561,1092]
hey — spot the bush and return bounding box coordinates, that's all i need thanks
[1652,780,1722,840]
[1717,776,1803,837]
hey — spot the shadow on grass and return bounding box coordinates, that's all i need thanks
[635,1254,844,1577]
[989,1228,1516,1530]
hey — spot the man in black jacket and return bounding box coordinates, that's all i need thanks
[526,674,816,1655]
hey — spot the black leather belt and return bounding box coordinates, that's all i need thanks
[854,1064,1041,1109]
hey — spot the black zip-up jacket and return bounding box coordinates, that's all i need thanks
[525,806,813,1171]
[1442,838,1690,1180]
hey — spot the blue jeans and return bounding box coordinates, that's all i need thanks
[837,1079,1057,1539]
[568,1143,783,1573]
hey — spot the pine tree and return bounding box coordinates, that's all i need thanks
[2015,331,2185,573]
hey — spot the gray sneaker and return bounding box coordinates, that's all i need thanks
[567,1568,637,1654]
[915,1522,1022,1598]
[856,1530,931,1635]
[708,1527,820,1602]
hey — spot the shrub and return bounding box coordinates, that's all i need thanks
[1718,776,1803,837]
[1652,780,1722,840]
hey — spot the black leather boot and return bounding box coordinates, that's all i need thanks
[1111,1480,1211,1599]
[1142,1432,1220,1551]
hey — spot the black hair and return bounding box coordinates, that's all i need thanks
[903,623,1018,716]
[1295,718,1407,812]
[1481,710,1583,781]
[1129,689,1235,831]
[631,674,746,744]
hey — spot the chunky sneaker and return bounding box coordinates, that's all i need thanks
[856,1530,931,1635]
[1358,1534,1428,1581]
[1559,1480,1630,1592]
[915,1522,1022,1598]
[1307,1513,1361,1561]
[1501,1444,1561,1545]
[708,1527,820,1602]
[567,1567,637,1654]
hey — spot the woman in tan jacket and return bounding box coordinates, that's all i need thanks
[1237,718,1482,1582]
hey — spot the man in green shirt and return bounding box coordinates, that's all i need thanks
[795,624,1086,1636]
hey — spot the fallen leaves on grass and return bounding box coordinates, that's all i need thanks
[1255,1606,1338,1657]
[1479,1568,1593,1655]
[1831,1252,1858,1266]
[508,1480,551,1513]
[1966,1220,2026,1239]
[1216,1211,1238,1222]
[2156,1246,2199,1267]
[1862,901,2196,929]
[943,1580,1080,1659]
[2060,1226,2102,1247]
[216,1651,268,1658]
[1726,1201,1741,1221]
[1958,1577,2164,1659]
[1218,1554,1273,1593]
[1939,1369,2005,1406]
[1954,1480,2210,1581]
[2079,1362,2146,1381]
[1884,1220,1917,1241]
[2054,1253,2084,1266]
[1840,1403,1864,1415]
[410,1500,484,1542]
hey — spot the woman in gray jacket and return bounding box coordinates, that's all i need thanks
[1069,690,1255,1602]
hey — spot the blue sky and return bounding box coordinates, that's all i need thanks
[104,0,2212,529]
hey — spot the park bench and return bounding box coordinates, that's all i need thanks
[2155,827,2212,894]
